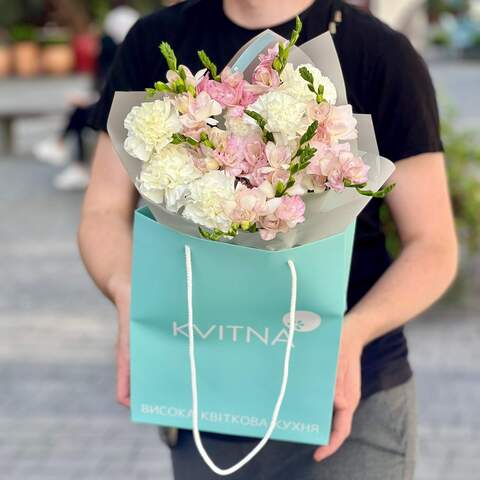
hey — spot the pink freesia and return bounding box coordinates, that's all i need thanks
[230,186,268,226]
[265,142,291,170]
[243,136,268,185]
[339,150,370,185]
[258,195,305,240]
[326,165,345,192]
[252,64,281,91]
[276,195,305,227]
[306,100,331,124]
[166,65,207,90]
[199,77,241,108]
[256,142,292,187]
[240,85,259,107]
[227,106,245,118]
[179,91,222,130]
[197,68,258,109]
[307,142,361,192]
[324,105,358,143]
[244,136,266,169]
[258,44,279,66]
[214,134,248,177]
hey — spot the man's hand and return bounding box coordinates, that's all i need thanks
[112,280,132,408]
[314,317,364,462]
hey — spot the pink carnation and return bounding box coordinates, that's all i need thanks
[258,195,305,241]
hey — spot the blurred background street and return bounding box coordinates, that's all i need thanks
[1,1,480,479]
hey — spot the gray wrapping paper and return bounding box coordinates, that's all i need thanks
[107,31,395,250]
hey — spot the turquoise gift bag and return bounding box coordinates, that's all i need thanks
[131,206,355,463]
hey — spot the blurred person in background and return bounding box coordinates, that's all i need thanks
[79,1,458,479]
[33,0,139,191]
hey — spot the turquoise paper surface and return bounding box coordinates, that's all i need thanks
[130,207,355,445]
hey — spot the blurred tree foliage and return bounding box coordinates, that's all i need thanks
[382,108,480,257]
[427,0,470,19]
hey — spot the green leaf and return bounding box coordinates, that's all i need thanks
[264,131,275,143]
[171,133,199,146]
[344,178,367,189]
[356,183,396,198]
[154,81,172,93]
[172,78,187,93]
[200,131,215,149]
[300,120,319,145]
[316,84,325,103]
[289,16,302,47]
[198,50,220,81]
[245,110,266,129]
[286,179,295,189]
[272,16,302,73]
[275,181,285,197]
[145,88,157,97]
[295,16,303,37]
[199,227,217,241]
[178,66,187,81]
[272,57,283,72]
[299,66,314,84]
[300,145,317,164]
[159,41,177,72]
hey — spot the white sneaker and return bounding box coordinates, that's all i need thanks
[33,138,69,166]
[53,163,90,191]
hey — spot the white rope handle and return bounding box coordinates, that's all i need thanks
[184,245,298,476]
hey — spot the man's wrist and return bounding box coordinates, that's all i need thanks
[343,312,374,350]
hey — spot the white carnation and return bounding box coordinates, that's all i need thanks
[124,99,182,161]
[183,170,236,231]
[138,145,201,212]
[280,63,337,105]
[248,90,307,141]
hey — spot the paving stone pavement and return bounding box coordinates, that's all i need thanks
[1,60,480,480]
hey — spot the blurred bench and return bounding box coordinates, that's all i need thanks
[0,75,92,156]
[0,108,67,155]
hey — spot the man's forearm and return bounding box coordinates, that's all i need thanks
[347,238,458,346]
[78,210,133,304]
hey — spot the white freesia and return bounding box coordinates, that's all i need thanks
[124,99,182,161]
[280,63,337,105]
[248,90,307,141]
[183,170,236,231]
[138,144,201,212]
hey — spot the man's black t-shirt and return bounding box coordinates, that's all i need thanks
[89,0,443,398]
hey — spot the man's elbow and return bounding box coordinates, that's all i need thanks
[435,233,459,293]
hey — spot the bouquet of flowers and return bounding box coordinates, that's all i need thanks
[121,17,393,244]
